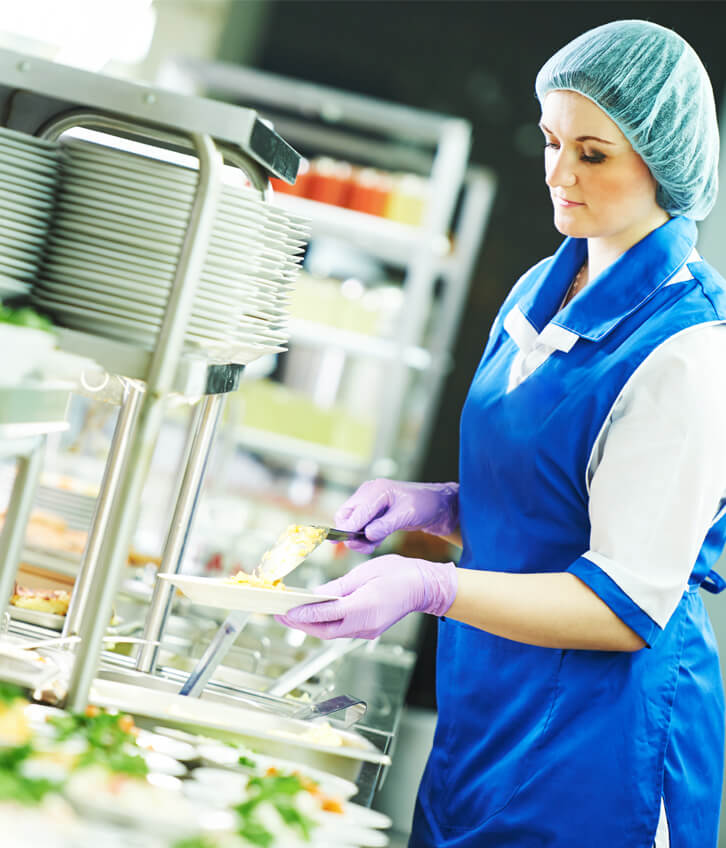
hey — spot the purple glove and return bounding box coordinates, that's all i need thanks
[334,479,460,554]
[275,554,458,640]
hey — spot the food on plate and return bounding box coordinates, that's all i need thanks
[0,303,54,333]
[0,509,159,565]
[10,585,71,616]
[225,570,287,590]
[232,773,317,845]
[271,720,346,749]
[254,524,328,579]
[0,683,32,746]
[262,766,344,814]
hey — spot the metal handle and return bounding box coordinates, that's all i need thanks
[178,610,251,697]
[266,638,366,698]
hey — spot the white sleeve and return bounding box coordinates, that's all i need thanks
[582,323,726,628]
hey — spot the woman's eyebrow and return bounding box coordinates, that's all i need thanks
[538,122,616,145]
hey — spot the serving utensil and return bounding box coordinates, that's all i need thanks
[178,525,364,698]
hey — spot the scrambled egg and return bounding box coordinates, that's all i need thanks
[225,570,287,590]
[256,524,327,577]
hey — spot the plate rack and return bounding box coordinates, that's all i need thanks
[0,47,303,712]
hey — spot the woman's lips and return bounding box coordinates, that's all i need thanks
[554,196,585,208]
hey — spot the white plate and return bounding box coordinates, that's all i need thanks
[0,171,56,201]
[42,260,244,311]
[0,215,48,239]
[0,126,60,150]
[35,284,234,339]
[194,743,359,800]
[0,274,31,296]
[33,290,237,351]
[0,156,58,185]
[0,195,52,221]
[156,573,338,614]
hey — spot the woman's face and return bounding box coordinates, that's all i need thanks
[540,90,666,244]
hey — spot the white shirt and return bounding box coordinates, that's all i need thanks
[507,274,726,630]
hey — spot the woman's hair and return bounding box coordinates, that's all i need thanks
[535,20,719,221]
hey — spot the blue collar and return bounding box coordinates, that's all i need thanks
[516,216,698,343]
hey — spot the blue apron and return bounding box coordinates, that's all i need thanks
[411,216,726,847]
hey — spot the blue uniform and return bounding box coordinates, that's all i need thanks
[411,217,726,847]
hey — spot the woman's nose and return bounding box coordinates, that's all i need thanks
[545,150,577,189]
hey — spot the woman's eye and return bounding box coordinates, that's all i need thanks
[544,141,559,150]
[582,152,606,164]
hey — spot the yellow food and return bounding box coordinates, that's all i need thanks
[225,570,287,590]
[10,588,71,616]
[0,693,31,746]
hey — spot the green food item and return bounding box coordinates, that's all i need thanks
[237,754,257,768]
[237,819,275,847]
[0,682,26,705]
[171,837,217,848]
[77,747,148,777]
[0,304,54,332]
[0,744,59,805]
[234,773,314,844]
[0,769,59,805]
[276,803,314,840]
[48,710,148,776]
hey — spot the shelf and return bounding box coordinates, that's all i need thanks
[54,327,245,398]
[288,318,431,368]
[232,426,369,473]
[0,383,72,448]
[271,194,450,268]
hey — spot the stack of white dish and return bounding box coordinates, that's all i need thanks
[32,137,309,364]
[0,127,61,299]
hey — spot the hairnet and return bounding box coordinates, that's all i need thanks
[535,20,719,221]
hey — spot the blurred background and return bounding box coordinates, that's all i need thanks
[3,1,726,843]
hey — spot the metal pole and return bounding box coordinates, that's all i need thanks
[136,392,225,673]
[64,133,223,712]
[0,437,46,614]
[63,381,145,637]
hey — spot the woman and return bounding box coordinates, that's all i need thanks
[277,20,726,847]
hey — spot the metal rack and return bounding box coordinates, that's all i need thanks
[0,47,302,711]
[161,58,496,482]
[0,384,73,618]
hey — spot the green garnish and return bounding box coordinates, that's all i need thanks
[0,769,59,804]
[234,773,315,844]
[77,747,148,777]
[0,304,54,333]
[171,837,217,848]
[0,744,59,805]
[237,819,275,847]
[0,743,32,770]
[276,803,314,840]
[0,682,26,705]
[48,710,148,776]
[49,711,135,750]
[237,754,257,768]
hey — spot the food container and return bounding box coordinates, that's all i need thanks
[89,676,390,782]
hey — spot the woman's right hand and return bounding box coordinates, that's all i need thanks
[334,478,460,554]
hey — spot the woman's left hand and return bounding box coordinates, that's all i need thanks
[275,555,458,640]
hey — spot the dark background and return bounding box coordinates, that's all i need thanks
[246,0,726,704]
[251,0,726,484]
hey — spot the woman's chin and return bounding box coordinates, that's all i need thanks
[553,213,590,238]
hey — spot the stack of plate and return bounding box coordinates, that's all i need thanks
[0,127,61,299]
[33,138,309,364]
